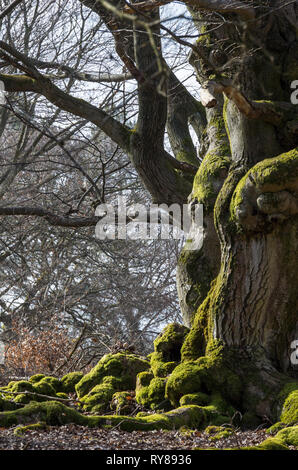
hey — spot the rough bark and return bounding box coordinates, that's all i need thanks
[176,0,298,421]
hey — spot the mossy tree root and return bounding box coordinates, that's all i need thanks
[0,401,229,432]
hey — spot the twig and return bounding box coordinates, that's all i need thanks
[0,388,82,405]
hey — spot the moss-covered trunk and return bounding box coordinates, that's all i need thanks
[176,1,298,422]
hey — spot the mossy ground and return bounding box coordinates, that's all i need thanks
[0,331,297,449]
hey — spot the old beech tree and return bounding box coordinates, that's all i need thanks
[0,0,298,427]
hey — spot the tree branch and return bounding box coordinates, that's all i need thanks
[0,0,23,21]
[201,80,298,128]
[0,72,131,151]
[15,57,134,83]
[0,206,99,227]
[124,0,256,21]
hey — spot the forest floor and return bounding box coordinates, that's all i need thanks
[0,424,286,450]
[0,376,297,451]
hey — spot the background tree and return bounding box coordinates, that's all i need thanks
[0,0,297,424]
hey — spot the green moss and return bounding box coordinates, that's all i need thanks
[230,147,298,223]
[274,426,298,447]
[151,324,189,375]
[14,394,32,405]
[10,381,35,394]
[167,341,242,409]
[136,374,171,411]
[33,378,57,398]
[0,401,90,428]
[75,353,149,399]
[192,152,230,214]
[0,396,18,411]
[180,392,210,407]
[29,374,45,384]
[136,370,154,388]
[0,401,199,431]
[14,421,48,436]
[252,426,298,450]
[111,391,135,415]
[61,371,84,393]
[150,355,178,378]
[7,381,17,388]
[103,405,206,431]
[165,361,202,407]
[0,399,262,434]
[80,382,116,412]
[74,353,149,413]
[135,383,150,407]
[279,388,298,425]
[56,392,69,399]
[147,378,170,410]
[40,376,62,393]
[205,425,234,441]
[197,24,210,46]
[255,437,289,450]
[191,106,230,214]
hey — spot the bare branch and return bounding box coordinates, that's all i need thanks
[124,0,256,21]
[0,0,23,21]
[0,72,131,151]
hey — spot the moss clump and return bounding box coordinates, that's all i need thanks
[0,400,217,432]
[230,147,298,225]
[146,378,169,410]
[14,394,32,405]
[10,381,35,394]
[154,323,189,363]
[274,426,298,447]
[136,370,154,388]
[150,357,177,378]
[80,381,116,412]
[0,397,17,411]
[192,151,230,214]
[165,361,202,407]
[254,426,298,450]
[111,391,135,415]
[33,378,57,398]
[0,401,89,428]
[61,371,84,393]
[75,353,149,413]
[40,376,62,393]
[76,353,149,399]
[279,387,298,425]
[14,421,48,436]
[166,341,242,411]
[179,392,210,407]
[29,374,45,384]
[136,373,170,410]
[150,323,189,378]
[267,381,298,432]
[135,373,151,408]
[56,392,69,399]
[205,425,234,441]
[135,324,189,410]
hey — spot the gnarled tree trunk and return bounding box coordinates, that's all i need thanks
[176,1,298,422]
